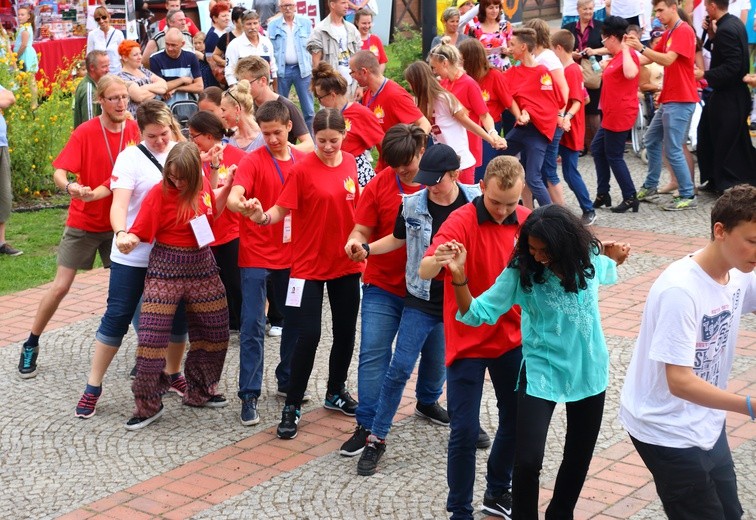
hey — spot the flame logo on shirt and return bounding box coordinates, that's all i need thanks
[344,118,352,132]
[344,177,356,194]
[126,140,137,147]
[666,36,672,50]
[373,105,385,120]
[217,165,229,181]
[540,74,553,87]
[111,175,119,182]
[369,45,379,56]
[481,89,490,102]
[202,192,212,209]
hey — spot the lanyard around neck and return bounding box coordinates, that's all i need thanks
[100,117,125,168]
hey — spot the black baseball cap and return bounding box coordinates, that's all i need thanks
[413,144,461,186]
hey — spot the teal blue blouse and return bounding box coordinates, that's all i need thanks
[457,253,617,403]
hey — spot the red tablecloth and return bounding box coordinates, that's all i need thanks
[35,37,87,82]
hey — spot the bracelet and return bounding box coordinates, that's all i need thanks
[487,128,497,136]
[747,395,755,421]
[65,181,75,195]
[361,243,370,258]
[210,163,220,170]
[259,212,271,226]
[565,112,573,120]
[451,277,468,287]
[640,45,647,54]
[115,230,126,237]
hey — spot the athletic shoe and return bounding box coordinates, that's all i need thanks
[581,211,597,226]
[168,375,187,397]
[662,196,698,211]
[636,186,659,202]
[129,364,137,380]
[414,401,450,426]
[75,387,102,419]
[125,404,164,431]
[268,326,283,337]
[477,427,492,450]
[340,424,370,457]
[276,388,312,402]
[357,435,386,476]
[18,345,39,379]
[0,243,23,256]
[240,396,260,426]
[277,405,301,439]
[202,395,228,408]
[482,490,513,519]
[324,388,358,416]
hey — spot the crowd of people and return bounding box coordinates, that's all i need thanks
[2,0,756,518]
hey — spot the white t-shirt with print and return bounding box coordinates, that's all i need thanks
[331,23,352,85]
[110,142,175,268]
[620,255,756,450]
[429,95,476,170]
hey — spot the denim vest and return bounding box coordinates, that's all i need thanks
[402,183,481,301]
[267,15,313,78]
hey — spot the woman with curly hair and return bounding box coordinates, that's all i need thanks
[450,204,630,518]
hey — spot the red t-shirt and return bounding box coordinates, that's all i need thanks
[354,166,423,297]
[361,79,424,171]
[276,152,365,280]
[440,73,488,167]
[130,176,216,247]
[233,146,305,269]
[478,68,512,124]
[342,102,385,158]
[53,117,141,233]
[503,64,559,140]
[425,202,530,366]
[361,34,387,64]
[655,21,698,104]
[560,62,587,151]
[157,17,199,36]
[205,144,245,246]
[599,51,640,133]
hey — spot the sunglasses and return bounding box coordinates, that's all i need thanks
[95,15,108,21]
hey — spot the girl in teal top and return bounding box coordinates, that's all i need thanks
[14,6,38,73]
[447,204,629,520]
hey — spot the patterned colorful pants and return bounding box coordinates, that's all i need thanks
[132,243,229,417]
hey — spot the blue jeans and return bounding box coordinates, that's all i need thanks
[370,306,447,439]
[277,64,314,131]
[446,347,522,520]
[642,102,695,198]
[558,145,593,212]
[591,127,637,200]
[239,267,297,398]
[541,127,564,187]
[475,119,504,182]
[504,124,552,206]
[98,261,187,346]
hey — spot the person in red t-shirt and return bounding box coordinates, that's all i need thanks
[349,50,431,171]
[118,141,233,430]
[625,0,698,210]
[500,27,560,207]
[188,111,245,331]
[551,29,597,224]
[429,39,500,183]
[354,9,387,74]
[17,75,141,380]
[311,62,384,186]
[157,0,200,36]
[590,17,642,214]
[227,100,306,427]
[247,108,363,441]
[418,156,528,519]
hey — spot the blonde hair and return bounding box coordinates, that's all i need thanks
[225,80,255,115]
[95,74,128,99]
[484,156,524,189]
[404,61,463,122]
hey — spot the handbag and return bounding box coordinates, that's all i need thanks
[580,57,602,90]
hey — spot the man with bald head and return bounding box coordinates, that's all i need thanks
[142,8,194,67]
[149,28,203,106]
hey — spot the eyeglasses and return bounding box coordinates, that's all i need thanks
[280,3,296,8]
[316,91,331,102]
[94,16,108,21]
[601,36,609,43]
[103,95,129,103]
[188,132,203,141]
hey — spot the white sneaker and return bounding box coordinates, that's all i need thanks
[268,326,283,337]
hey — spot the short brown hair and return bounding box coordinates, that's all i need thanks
[350,50,380,75]
[512,27,537,53]
[710,185,756,237]
[483,156,524,190]
[235,56,270,82]
[550,29,575,53]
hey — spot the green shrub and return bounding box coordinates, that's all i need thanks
[385,25,422,90]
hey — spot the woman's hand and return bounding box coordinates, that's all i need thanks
[117,232,140,254]
[246,198,265,223]
[344,238,368,262]
[603,241,631,265]
[517,110,530,126]
[492,135,508,150]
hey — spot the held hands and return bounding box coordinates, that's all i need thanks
[491,135,508,150]
[603,241,631,266]
[434,240,467,274]
[201,142,225,166]
[517,110,530,126]
[561,117,572,133]
[116,232,140,254]
[246,198,265,223]
[68,183,93,201]
[623,34,642,52]
[344,238,368,262]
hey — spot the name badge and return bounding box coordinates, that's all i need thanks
[283,214,292,244]
[285,277,306,307]
[190,214,215,248]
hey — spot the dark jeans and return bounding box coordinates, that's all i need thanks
[591,127,637,201]
[267,275,284,327]
[211,238,242,330]
[284,273,361,407]
[512,366,606,520]
[446,347,522,520]
[504,124,552,206]
[630,428,742,520]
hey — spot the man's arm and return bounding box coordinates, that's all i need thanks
[702,23,747,88]
[666,364,752,417]
[176,75,204,94]
[142,39,158,68]
[292,132,315,153]
[0,87,16,109]
[625,33,680,67]
[344,223,373,261]
[413,116,431,134]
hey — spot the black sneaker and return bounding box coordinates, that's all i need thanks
[240,396,260,426]
[203,395,228,408]
[414,401,450,426]
[477,427,492,449]
[482,490,513,519]
[277,404,301,439]
[0,243,23,256]
[581,211,597,226]
[125,404,165,431]
[275,388,312,402]
[340,424,370,457]
[357,436,386,476]
[18,345,39,379]
[129,364,137,380]
[324,388,358,416]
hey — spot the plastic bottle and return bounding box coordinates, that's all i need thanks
[589,56,601,72]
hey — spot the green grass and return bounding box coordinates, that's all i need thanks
[1,207,74,295]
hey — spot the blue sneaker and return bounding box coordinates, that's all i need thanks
[75,385,102,419]
[241,396,260,426]
[324,388,358,416]
[277,405,301,439]
[18,345,38,379]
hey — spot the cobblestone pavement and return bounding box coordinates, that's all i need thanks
[1,149,755,520]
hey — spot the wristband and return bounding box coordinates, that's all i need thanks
[451,277,468,287]
[487,128,497,136]
[640,45,647,54]
[65,181,75,195]
[747,395,755,421]
[210,163,220,170]
[361,243,370,258]
[259,212,271,226]
[115,230,126,237]
[565,112,573,120]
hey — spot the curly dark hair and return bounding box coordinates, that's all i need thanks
[510,205,601,293]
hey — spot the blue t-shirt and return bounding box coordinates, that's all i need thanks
[0,85,7,147]
[149,50,201,106]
